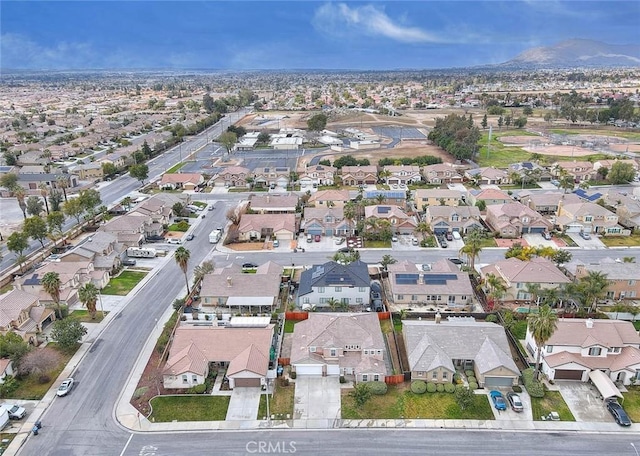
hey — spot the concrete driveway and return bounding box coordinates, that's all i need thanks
[294,376,341,421]
[522,233,557,249]
[484,389,533,421]
[567,233,606,249]
[226,387,262,421]
[556,381,615,422]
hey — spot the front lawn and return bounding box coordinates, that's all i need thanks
[70,309,107,323]
[11,344,78,400]
[166,162,185,173]
[257,381,295,420]
[599,234,640,247]
[365,240,391,248]
[622,386,640,422]
[530,391,575,421]
[284,320,298,333]
[149,395,230,422]
[101,271,147,295]
[341,384,494,420]
[476,237,497,248]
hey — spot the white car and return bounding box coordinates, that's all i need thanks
[6,404,26,419]
[167,238,182,245]
[57,378,74,397]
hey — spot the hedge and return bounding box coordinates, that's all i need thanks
[411,380,427,394]
[426,382,437,393]
[364,381,388,395]
[453,373,462,384]
[465,370,474,377]
[436,383,445,393]
[467,375,477,385]
[468,382,478,390]
[444,383,455,393]
[512,385,523,393]
[188,383,206,394]
[522,368,545,398]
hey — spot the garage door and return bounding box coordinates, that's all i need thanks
[325,229,334,236]
[233,378,261,387]
[484,376,514,387]
[327,365,340,376]
[566,225,582,233]
[295,365,323,376]
[528,227,546,233]
[306,228,322,236]
[555,369,584,380]
[434,228,448,235]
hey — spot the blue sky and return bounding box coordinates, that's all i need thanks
[1,1,639,70]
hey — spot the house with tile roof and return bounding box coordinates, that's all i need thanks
[387,260,474,308]
[552,161,595,182]
[299,164,336,187]
[574,261,640,301]
[237,213,296,242]
[297,260,370,309]
[464,167,511,185]
[160,173,204,191]
[404,319,520,387]
[556,200,624,236]
[290,312,387,380]
[0,289,56,343]
[212,166,251,188]
[363,190,407,206]
[302,206,352,237]
[425,206,483,236]
[249,193,299,214]
[467,188,513,207]
[99,214,148,247]
[415,189,465,209]
[519,192,581,215]
[383,165,422,185]
[480,257,571,301]
[163,323,274,389]
[61,231,125,274]
[253,166,291,189]
[308,189,351,208]
[364,205,417,235]
[422,163,463,184]
[340,165,378,186]
[485,202,552,238]
[509,162,552,182]
[525,318,640,386]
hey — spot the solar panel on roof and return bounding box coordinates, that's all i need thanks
[325,273,355,285]
[395,273,419,285]
[378,206,391,214]
[423,279,447,285]
[426,274,458,280]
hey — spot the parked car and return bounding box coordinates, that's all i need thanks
[334,237,345,245]
[314,235,321,242]
[242,262,258,270]
[338,246,353,253]
[185,234,194,241]
[543,232,552,240]
[273,239,279,247]
[421,263,432,271]
[370,291,382,300]
[507,392,524,412]
[56,378,74,397]
[391,236,398,242]
[452,231,462,240]
[440,238,448,248]
[370,281,382,294]
[5,404,26,420]
[490,390,507,411]
[446,232,453,241]
[306,234,313,243]
[208,205,214,211]
[580,232,591,240]
[412,238,419,246]
[372,299,384,312]
[167,238,182,245]
[448,258,464,265]
[606,399,632,426]
[122,259,137,266]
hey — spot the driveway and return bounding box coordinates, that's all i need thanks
[522,233,557,248]
[556,381,615,422]
[294,376,341,421]
[567,233,607,249]
[484,389,533,421]
[226,387,262,421]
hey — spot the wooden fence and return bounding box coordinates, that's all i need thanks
[384,374,404,385]
[285,311,309,321]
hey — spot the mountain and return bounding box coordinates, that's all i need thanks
[502,39,640,68]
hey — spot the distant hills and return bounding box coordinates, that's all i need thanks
[500,39,640,69]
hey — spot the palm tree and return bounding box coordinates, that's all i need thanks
[56,175,69,202]
[578,270,610,313]
[375,193,386,205]
[525,283,542,311]
[193,260,215,283]
[485,273,507,309]
[327,297,340,312]
[14,187,27,219]
[41,271,62,318]
[174,247,191,294]
[343,201,357,236]
[459,228,484,271]
[78,283,99,319]
[414,222,429,241]
[528,304,558,380]
[39,182,50,214]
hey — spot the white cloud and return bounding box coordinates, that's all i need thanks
[312,3,443,43]
[0,33,99,69]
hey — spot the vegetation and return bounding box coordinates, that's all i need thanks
[149,395,230,422]
[428,113,481,160]
[530,391,575,421]
[527,305,558,380]
[622,387,640,422]
[100,271,147,295]
[174,247,191,294]
[522,368,545,398]
[9,344,76,400]
[257,381,295,420]
[50,318,87,352]
[350,383,372,407]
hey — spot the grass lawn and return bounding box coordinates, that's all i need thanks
[166,162,185,173]
[549,129,640,141]
[530,391,575,421]
[11,344,78,400]
[509,320,528,340]
[284,320,298,333]
[101,271,147,295]
[599,234,640,247]
[622,387,640,422]
[380,319,393,334]
[365,240,391,248]
[70,309,107,323]
[634,321,640,331]
[149,395,230,422]
[341,385,494,420]
[257,382,295,420]
[477,145,531,168]
[557,234,578,247]
[476,237,497,248]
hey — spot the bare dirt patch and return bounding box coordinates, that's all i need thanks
[522,144,595,157]
[225,242,268,251]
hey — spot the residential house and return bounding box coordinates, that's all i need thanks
[425,206,483,235]
[290,313,387,381]
[465,167,511,185]
[98,152,127,170]
[364,205,417,235]
[160,173,204,191]
[16,171,77,192]
[163,322,274,389]
[593,159,639,174]
[299,164,337,187]
[383,165,422,185]
[212,166,251,188]
[237,213,296,242]
[130,193,183,228]
[249,194,299,214]
[485,202,552,238]
[552,161,595,182]
[387,260,474,308]
[422,163,463,184]
[519,192,581,215]
[404,319,520,387]
[467,188,513,207]
[303,207,352,237]
[605,192,640,230]
[415,189,464,210]
[509,162,552,182]
[480,257,571,301]
[200,262,283,312]
[72,163,104,180]
[556,200,624,235]
[99,214,148,246]
[525,318,640,386]
[0,289,56,344]
[297,260,370,309]
[340,165,378,186]
[253,167,290,189]
[363,190,406,207]
[61,231,124,274]
[308,189,351,208]
[574,261,640,300]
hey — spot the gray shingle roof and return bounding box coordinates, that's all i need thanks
[298,260,370,297]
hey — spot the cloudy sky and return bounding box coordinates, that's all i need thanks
[1,1,639,70]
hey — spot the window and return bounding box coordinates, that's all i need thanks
[397,295,404,300]
[432,371,438,380]
[373,374,380,382]
[588,347,602,356]
[362,374,368,382]
[303,298,310,304]
[310,346,316,353]
[609,347,621,354]
[356,298,363,303]
[318,287,325,293]
[546,345,553,353]
[442,372,448,380]
[377,350,382,355]
[359,287,366,292]
[516,282,523,289]
[585,216,593,222]
[629,280,636,286]
[448,295,456,303]
[182,375,188,383]
[335,287,342,292]
[192,375,198,382]
[330,349,336,357]
[363,349,368,355]
[411,295,418,301]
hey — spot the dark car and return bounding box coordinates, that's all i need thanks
[122,259,137,266]
[338,246,353,253]
[372,299,384,312]
[370,281,382,294]
[606,399,632,426]
[370,291,382,300]
[447,258,464,265]
[446,232,453,241]
[185,233,195,241]
[242,262,258,270]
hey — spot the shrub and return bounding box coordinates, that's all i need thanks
[365,381,388,395]
[339,376,346,384]
[38,374,51,384]
[133,386,148,400]
[193,384,206,394]
[290,371,297,379]
[465,370,474,377]
[444,383,456,393]
[468,382,478,390]
[426,382,437,393]
[436,383,445,393]
[467,375,477,384]
[485,314,498,323]
[522,368,545,398]
[512,385,523,393]
[411,380,427,394]
[279,377,290,387]
[453,373,461,384]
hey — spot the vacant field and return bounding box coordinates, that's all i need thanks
[11,344,77,400]
[149,395,230,422]
[101,271,147,295]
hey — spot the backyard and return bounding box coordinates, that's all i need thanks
[341,384,494,420]
[530,391,575,421]
[101,271,147,295]
[149,395,230,422]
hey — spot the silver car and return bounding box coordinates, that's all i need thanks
[56,378,74,397]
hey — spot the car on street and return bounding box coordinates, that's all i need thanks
[448,258,464,265]
[490,390,507,411]
[606,399,632,426]
[338,246,353,253]
[5,404,26,420]
[242,262,258,270]
[507,392,524,412]
[185,234,194,241]
[579,231,591,240]
[208,205,214,211]
[57,378,74,397]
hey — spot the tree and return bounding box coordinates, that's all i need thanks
[257,131,270,144]
[349,383,372,407]
[38,182,50,214]
[78,283,99,319]
[0,173,18,191]
[608,162,635,184]
[172,202,185,217]
[559,175,574,193]
[528,304,558,380]
[218,131,237,154]
[307,113,328,132]
[459,228,484,271]
[47,211,65,242]
[129,164,149,183]
[485,273,507,308]
[16,348,62,380]
[343,201,357,235]
[141,140,152,158]
[14,187,27,219]
[380,254,397,271]
[525,283,542,308]
[481,114,488,129]
[0,332,30,364]
[78,189,102,224]
[49,190,63,212]
[523,106,534,116]
[193,261,215,283]
[41,271,63,318]
[56,175,69,201]
[26,196,44,217]
[7,231,28,272]
[513,116,528,128]
[455,386,474,410]
[203,93,214,113]
[174,247,191,294]
[552,249,572,266]
[102,162,117,177]
[577,270,610,313]
[23,216,48,248]
[63,197,84,224]
[50,318,87,353]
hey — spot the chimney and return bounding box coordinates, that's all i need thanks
[435,311,441,324]
[226,276,232,287]
[585,318,594,329]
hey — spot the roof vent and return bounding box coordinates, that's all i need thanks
[585,318,594,329]
[226,276,232,287]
